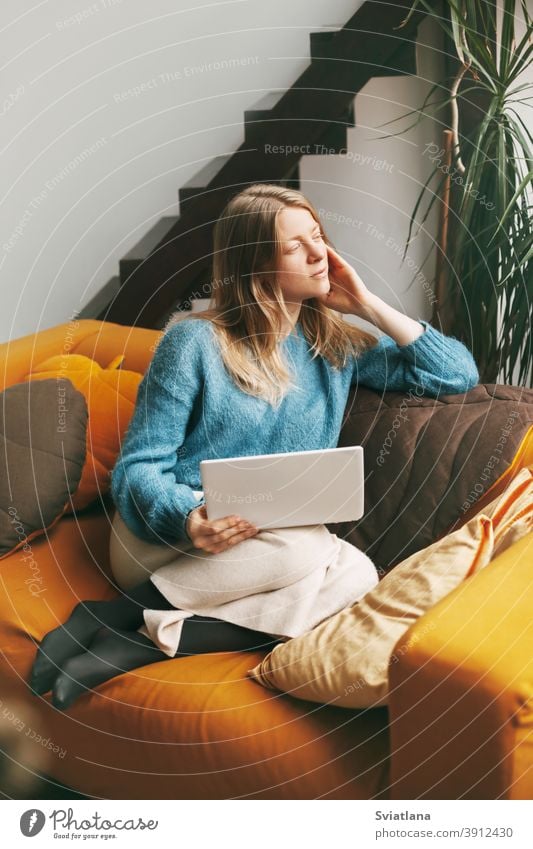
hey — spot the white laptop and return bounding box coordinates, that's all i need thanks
[198,446,364,529]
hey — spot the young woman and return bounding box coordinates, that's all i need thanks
[29,183,479,711]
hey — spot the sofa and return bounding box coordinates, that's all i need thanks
[0,318,532,800]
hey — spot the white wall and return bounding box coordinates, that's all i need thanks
[1,0,446,342]
[301,15,446,337]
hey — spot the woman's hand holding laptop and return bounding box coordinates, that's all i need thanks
[186,505,259,554]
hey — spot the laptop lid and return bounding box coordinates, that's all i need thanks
[200,446,363,529]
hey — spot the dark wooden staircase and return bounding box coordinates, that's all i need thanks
[81,0,428,330]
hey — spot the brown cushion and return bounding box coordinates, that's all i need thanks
[331,383,533,574]
[0,379,87,560]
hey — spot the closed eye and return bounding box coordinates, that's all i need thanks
[287,232,322,251]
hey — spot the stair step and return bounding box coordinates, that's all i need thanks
[311,30,417,76]
[279,162,300,189]
[244,91,286,124]
[122,216,179,261]
[178,149,303,221]
[119,216,179,284]
[372,41,418,76]
[309,102,355,154]
[179,154,233,208]
[309,30,340,61]
[244,101,355,154]
[76,276,121,320]
[244,90,353,148]
[243,91,289,145]
[158,271,213,328]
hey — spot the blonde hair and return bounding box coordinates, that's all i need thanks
[164,183,378,408]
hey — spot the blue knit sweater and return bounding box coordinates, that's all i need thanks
[111,317,479,544]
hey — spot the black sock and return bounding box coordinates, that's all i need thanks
[51,619,282,711]
[52,627,168,711]
[30,579,174,696]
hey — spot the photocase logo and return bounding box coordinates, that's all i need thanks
[20,809,46,837]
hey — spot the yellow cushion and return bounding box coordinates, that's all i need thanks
[248,467,533,708]
[452,423,533,528]
[24,354,142,511]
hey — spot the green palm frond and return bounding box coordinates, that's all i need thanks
[397,0,533,385]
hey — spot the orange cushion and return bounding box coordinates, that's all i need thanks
[0,320,159,391]
[24,354,142,511]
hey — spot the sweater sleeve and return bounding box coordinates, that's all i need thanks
[352,319,479,395]
[110,320,206,544]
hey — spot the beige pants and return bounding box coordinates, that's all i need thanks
[109,510,197,591]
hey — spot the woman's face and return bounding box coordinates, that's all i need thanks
[273,207,330,303]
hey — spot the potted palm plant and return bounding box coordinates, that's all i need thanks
[392,0,532,385]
